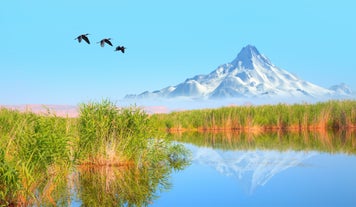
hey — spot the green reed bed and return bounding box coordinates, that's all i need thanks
[152,100,356,131]
[0,108,73,206]
[3,99,353,205]
[74,100,190,206]
[1,101,190,206]
[76,100,189,167]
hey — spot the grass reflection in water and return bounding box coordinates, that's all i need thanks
[170,129,356,154]
[75,164,173,207]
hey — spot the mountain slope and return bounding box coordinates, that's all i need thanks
[125,45,339,99]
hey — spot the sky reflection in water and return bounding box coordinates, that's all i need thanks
[153,144,356,207]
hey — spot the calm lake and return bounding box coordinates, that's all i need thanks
[152,144,356,207]
[71,131,356,207]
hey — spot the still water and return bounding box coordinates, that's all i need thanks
[153,144,356,207]
[71,132,356,207]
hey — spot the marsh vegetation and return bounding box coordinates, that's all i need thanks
[0,100,189,206]
[152,100,356,131]
[1,99,355,206]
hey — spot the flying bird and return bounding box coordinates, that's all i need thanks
[115,46,126,53]
[98,38,113,47]
[75,34,90,44]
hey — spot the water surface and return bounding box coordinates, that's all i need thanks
[68,131,356,206]
[152,144,356,207]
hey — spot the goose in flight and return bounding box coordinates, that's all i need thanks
[98,38,113,47]
[75,34,90,44]
[115,46,126,53]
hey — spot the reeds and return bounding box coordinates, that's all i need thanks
[77,100,164,166]
[0,108,73,206]
[152,100,356,131]
[3,99,353,205]
[1,100,190,206]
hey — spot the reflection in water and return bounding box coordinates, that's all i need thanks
[171,130,356,154]
[72,145,191,207]
[2,129,355,206]
[73,165,171,206]
[171,130,356,195]
[190,145,317,193]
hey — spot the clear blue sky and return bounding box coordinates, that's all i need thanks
[1,0,355,105]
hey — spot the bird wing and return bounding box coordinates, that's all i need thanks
[115,46,125,53]
[77,36,82,43]
[82,35,90,44]
[100,40,105,47]
[104,39,113,46]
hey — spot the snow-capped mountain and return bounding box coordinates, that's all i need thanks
[125,45,348,99]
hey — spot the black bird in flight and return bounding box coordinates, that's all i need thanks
[98,38,113,47]
[115,46,126,53]
[75,34,90,44]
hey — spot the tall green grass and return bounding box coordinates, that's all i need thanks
[77,100,161,165]
[152,100,356,131]
[1,101,190,206]
[0,108,73,206]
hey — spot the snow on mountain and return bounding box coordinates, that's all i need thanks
[188,144,317,194]
[329,83,353,96]
[125,45,344,100]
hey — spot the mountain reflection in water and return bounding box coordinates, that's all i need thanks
[152,131,356,207]
[190,145,317,193]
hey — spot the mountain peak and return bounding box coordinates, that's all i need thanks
[231,45,263,69]
[240,44,260,55]
[239,45,260,58]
